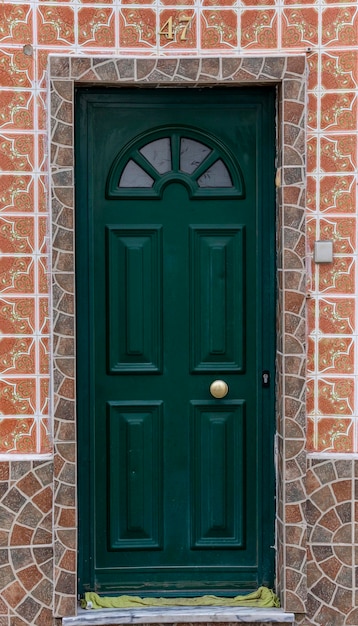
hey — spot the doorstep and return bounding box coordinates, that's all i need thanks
[62,606,295,625]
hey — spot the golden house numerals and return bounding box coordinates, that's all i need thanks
[158,16,192,41]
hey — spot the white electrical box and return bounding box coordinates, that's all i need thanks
[314,240,333,263]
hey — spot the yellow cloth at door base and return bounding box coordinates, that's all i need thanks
[81,586,280,610]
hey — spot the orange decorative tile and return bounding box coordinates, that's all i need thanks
[0,91,34,131]
[0,48,34,88]
[119,9,156,48]
[320,217,356,254]
[320,135,357,173]
[37,133,47,173]
[318,337,354,374]
[78,8,115,47]
[38,216,48,254]
[159,10,196,48]
[316,418,353,453]
[307,93,317,131]
[307,52,318,91]
[38,256,49,294]
[0,298,35,335]
[322,8,358,47]
[240,9,277,48]
[37,6,75,45]
[307,336,315,374]
[0,337,35,375]
[320,175,356,213]
[0,4,32,44]
[306,176,317,212]
[0,417,37,453]
[0,378,36,415]
[39,297,49,334]
[202,0,236,6]
[307,136,318,174]
[306,416,315,451]
[38,176,48,213]
[0,216,34,254]
[318,257,355,294]
[306,378,315,415]
[161,0,194,6]
[37,92,47,132]
[282,9,318,48]
[307,297,316,335]
[0,256,35,294]
[318,378,354,416]
[306,216,317,251]
[320,93,357,132]
[39,419,52,455]
[0,175,34,212]
[0,134,34,172]
[201,10,237,48]
[318,298,355,334]
[40,378,49,415]
[321,51,358,90]
[39,337,49,375]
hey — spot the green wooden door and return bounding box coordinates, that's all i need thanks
[76,88,276,596]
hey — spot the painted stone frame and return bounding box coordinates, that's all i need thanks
[50,56,307,618]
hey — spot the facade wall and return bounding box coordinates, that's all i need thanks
[0,1,357,625]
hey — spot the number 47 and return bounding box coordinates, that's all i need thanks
[159,16,192,41]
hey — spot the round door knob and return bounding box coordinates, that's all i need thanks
[210,380,229,399]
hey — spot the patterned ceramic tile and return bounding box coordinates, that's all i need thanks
[316,418,354,452]
[282,8,319,48]
[321,51,358,90]
[320,93,357,132]
[0,298,36,335]
[0,134,34,173]
[0,256,35,294]
[240,9,277,48]
[0,417,37,454]
[119,9,157,47]
[0,48,34,88]
[78,8,115,47]
[37,5,75,46]
[0,216,35,254]
[0,175,34,213]
[0,4,33,45]
[0,378,36,416]
[318,298,355,335]
[321,7,358,47]
[318,337,354,374]
[319,135,357,173]
[0,91,34,131]
[319,217,356,254]
[318,257,355,294]
[0,337,36,375]
[159,10,197,48]
[319,175,356,213]
[201,10,237,48]
[317,378,354,416]
[306,175,317,212]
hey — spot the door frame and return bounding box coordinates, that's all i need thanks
[49,55,307,617]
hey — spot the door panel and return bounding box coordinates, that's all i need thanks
[76,88,276,595]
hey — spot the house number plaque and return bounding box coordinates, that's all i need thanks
[158,16,192,41]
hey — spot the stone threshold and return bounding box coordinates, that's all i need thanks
[63,606,295,625]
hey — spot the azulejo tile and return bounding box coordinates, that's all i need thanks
[319,135,357,173]
[119,9,156,48]
[316,417,354,453]
[37,5,75,46]
[39,297,49,335]
[0,256,35,294]
[318,337,354,374]
[306,378,315,415]
[0,48,34,88]
[40,418,52,454]
[40,378,49,415]
[307,135,318,174]
[0,91,34,131]
[0,175,34,212]
[0,4,33,45]
[307,93,318,131]
[0,216,35,254]
[321,7,358,47]
[320,217,356,254]
[307,52,318,91]
[202,0,236,6]
[0,298,36,335]
[0,134,34,172]
[318,378,354,416]
[318,298,355,335]
[0,336,36,375]
[306,175,317,212]
[0,378,36,416]
[38,256,49,295]
[320,175,356,213]
[159,10,197,48]
[77,8,115,47]
[39,337,49,376]
[321,51,358,90]
[201,10,237,48]
[318,257,355,294]
[282,8,319,47]
[320,93,357,132]
[240,9,277,48]
[0,417,37,454]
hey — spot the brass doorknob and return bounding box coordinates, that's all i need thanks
[210,380,229,399]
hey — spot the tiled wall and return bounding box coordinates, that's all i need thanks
[0,0,358,625]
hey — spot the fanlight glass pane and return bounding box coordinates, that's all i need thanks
[140,138,171,174]
[197,160,233,188]
[119,160,154,188]
[180,138,211,174]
